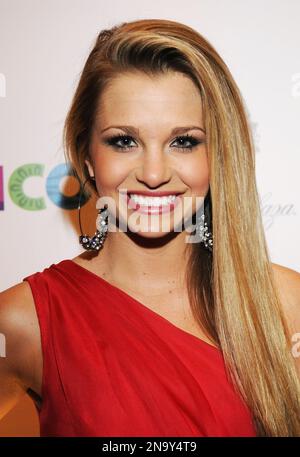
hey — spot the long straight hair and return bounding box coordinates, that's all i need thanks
[63,18,300,435]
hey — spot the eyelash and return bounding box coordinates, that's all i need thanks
[103,133,204,152]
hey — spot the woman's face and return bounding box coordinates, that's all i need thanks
[85,70,209,238]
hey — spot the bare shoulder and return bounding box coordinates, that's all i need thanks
[270,262,300,374]
[271,261,300,288]
[0,281,42,405]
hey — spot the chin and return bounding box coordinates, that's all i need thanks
[125,221,184,244]
[132,229,172,238]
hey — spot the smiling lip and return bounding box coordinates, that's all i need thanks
[126,193,182,215]
[125,190,182,197]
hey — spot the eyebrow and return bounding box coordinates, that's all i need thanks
[100,125,206,135]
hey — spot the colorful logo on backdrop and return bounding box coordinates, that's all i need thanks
[0,164,296,229]
[0,163,90,211]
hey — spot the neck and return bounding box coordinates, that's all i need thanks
[97,229,192,293]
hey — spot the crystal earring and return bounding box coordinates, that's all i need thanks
[196,212,213,252]
[195,191,213,252]
[78,176,109,251]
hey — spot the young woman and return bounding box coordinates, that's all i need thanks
[0,18,300,437]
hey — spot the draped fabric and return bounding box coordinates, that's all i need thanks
[23,259,257,437]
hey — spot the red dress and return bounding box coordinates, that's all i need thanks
[22,259,257,437]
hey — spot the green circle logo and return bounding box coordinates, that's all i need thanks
[8,163,46,210]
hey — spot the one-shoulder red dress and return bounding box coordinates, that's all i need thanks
[22,259,257,437]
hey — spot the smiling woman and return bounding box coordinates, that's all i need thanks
[84,70,210,237]
[1,18,300,438]
[61,19,300,435]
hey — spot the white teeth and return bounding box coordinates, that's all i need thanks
[129,194,177,206]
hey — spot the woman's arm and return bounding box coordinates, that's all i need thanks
[0,282,38,420]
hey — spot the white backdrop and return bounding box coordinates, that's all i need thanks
[1,0,300,291]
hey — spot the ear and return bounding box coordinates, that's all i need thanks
[84,159,95,179]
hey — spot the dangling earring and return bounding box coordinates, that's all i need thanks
[196,213,213,252]
[78,176,109,251]
[195,191,213,252]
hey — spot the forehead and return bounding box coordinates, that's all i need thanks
[97,71,203,127]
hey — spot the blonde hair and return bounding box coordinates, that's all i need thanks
[63,18,300,435]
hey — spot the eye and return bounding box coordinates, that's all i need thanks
[171,134,204,152]
[104,134,136,151]
[103,133,204,152]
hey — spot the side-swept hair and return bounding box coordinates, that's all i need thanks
[63,18,300,436]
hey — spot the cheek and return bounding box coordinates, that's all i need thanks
[180,154,210,195]
[93,156,130,190]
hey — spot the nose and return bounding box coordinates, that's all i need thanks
[135,149,172,188]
